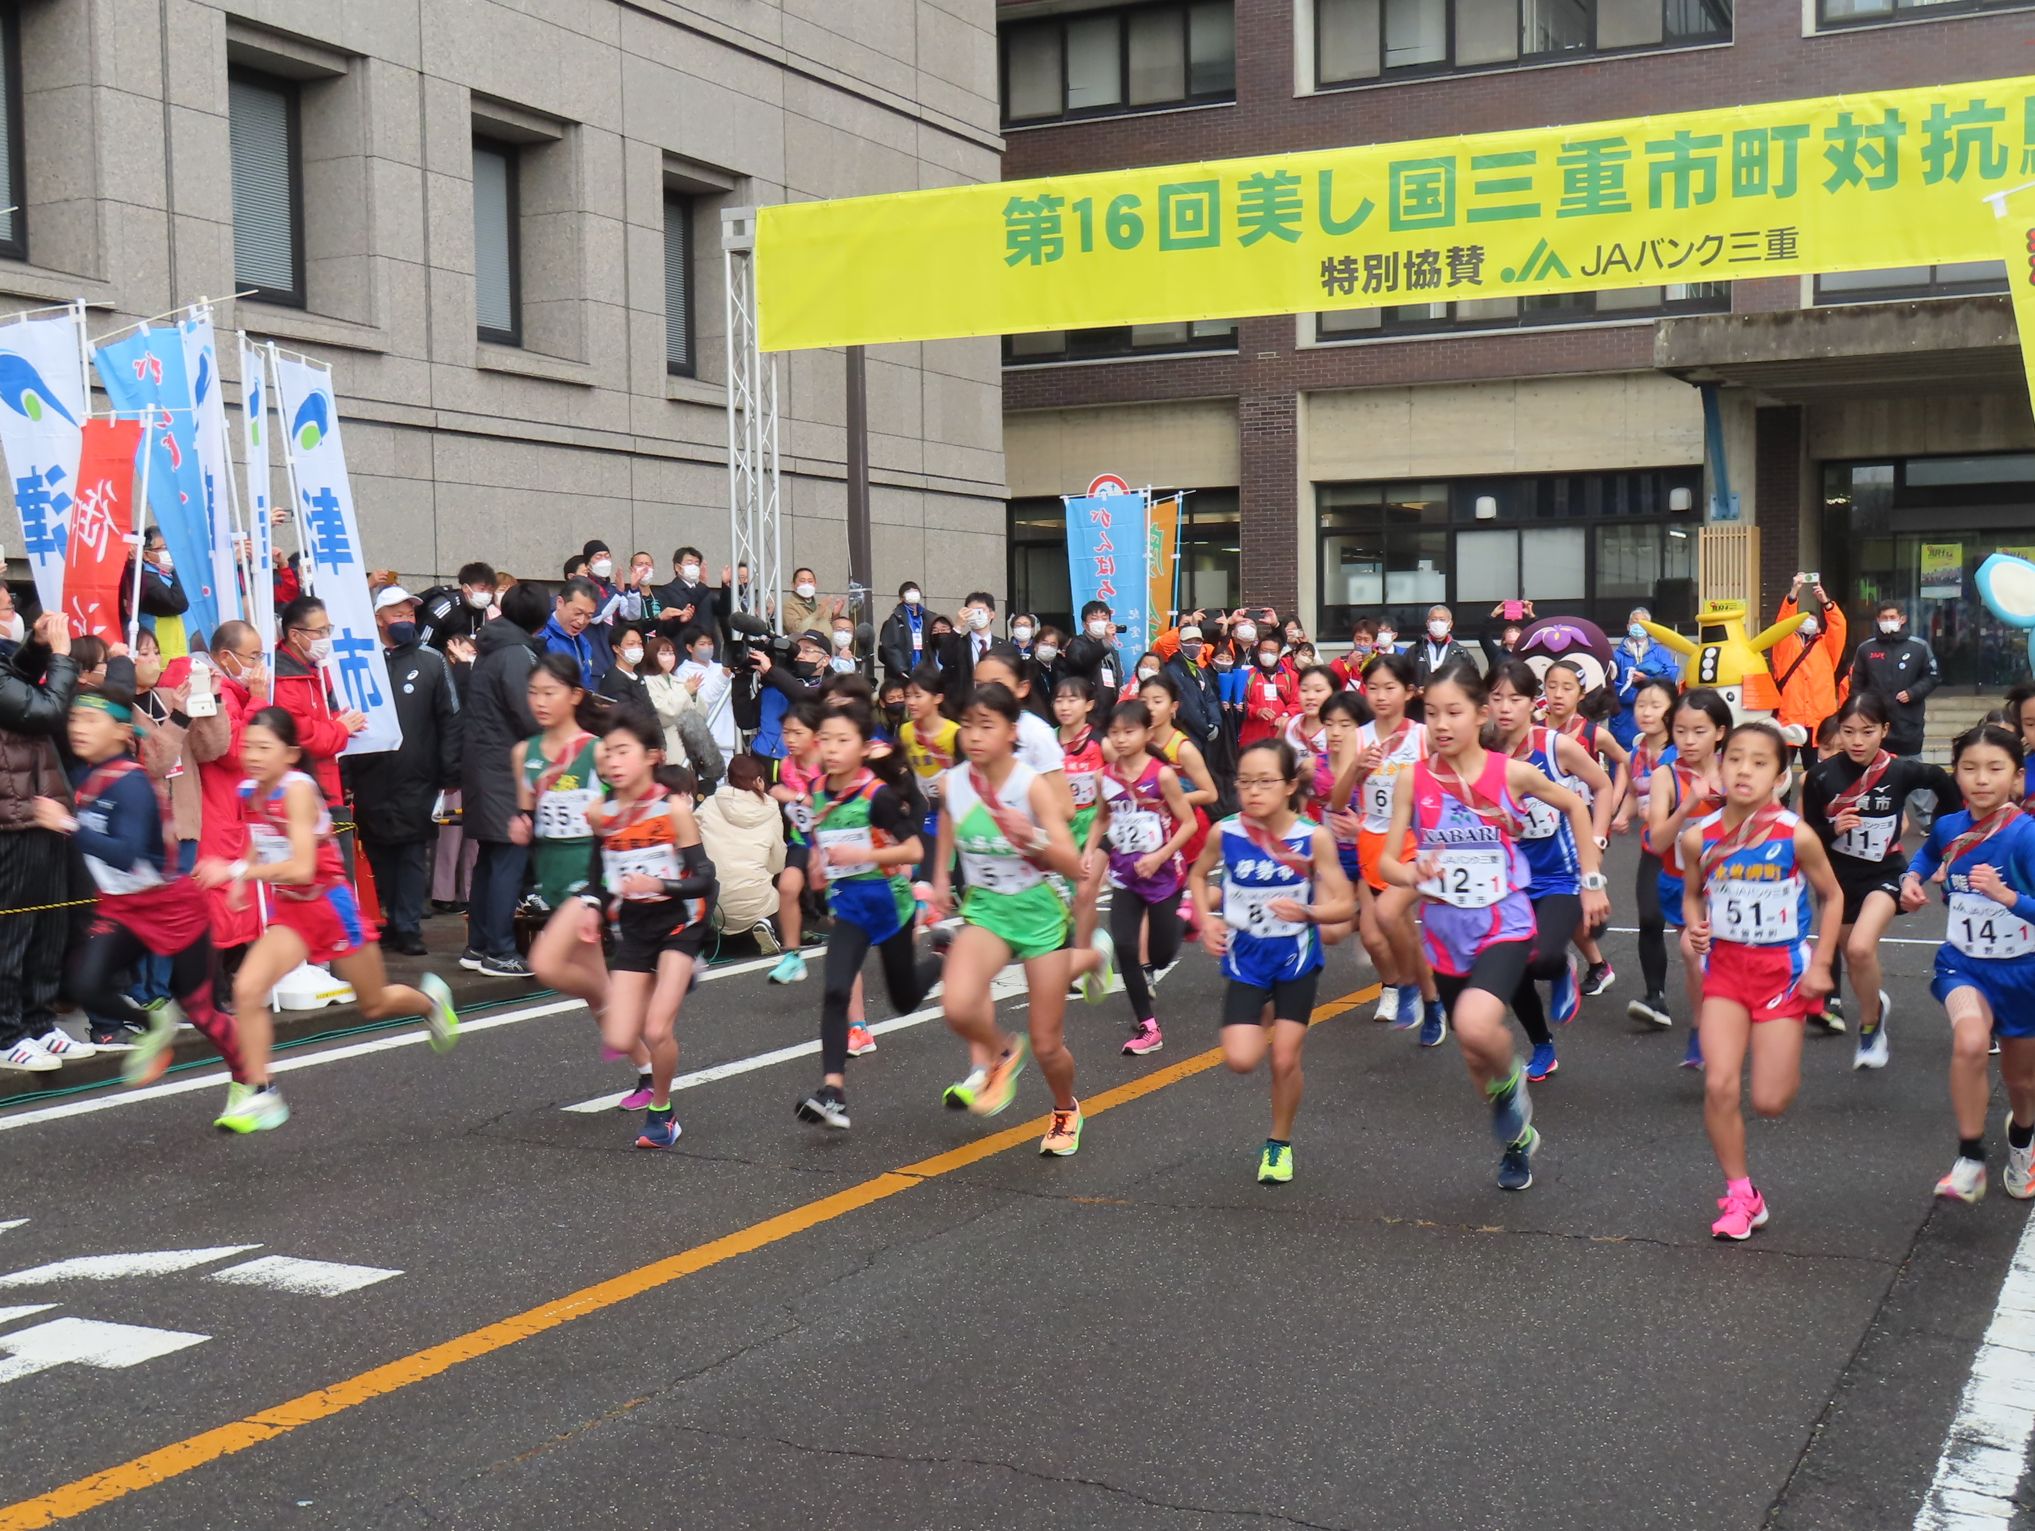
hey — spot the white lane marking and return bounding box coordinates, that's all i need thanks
[0,1304,56,1325]
[0,1246,262,1287]
[209,1255,402,1296]
[0,1219,26,1234]
[0,1316,208,1385]
[1915,1211,2035,1529]
[561,968,1034,1113]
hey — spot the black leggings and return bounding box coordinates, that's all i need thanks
[1110,888,1183,1024]
[1636,851,1668,996]
[70,916,245,1082]
[1510,892,1582,1047]
[820,919,936,1076]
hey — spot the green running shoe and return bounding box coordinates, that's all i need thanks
[1080,929,1117,1005]
[420,972,459,1054]
[214,1082,290,1134]
[1257,1141,1293,1185]
[122,1000,182,1088]
[942,1066,987,1110]
[967,1037,1030,1117]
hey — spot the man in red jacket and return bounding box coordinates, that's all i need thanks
[271,596,367,868]
[189,620,268,954]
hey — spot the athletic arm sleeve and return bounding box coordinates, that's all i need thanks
[660,840,715,901]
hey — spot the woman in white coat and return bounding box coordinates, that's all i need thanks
[642,635,703,764]
[696,753,788,946]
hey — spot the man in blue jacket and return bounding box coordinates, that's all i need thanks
[541,578,603,683]
[1608,605,1682,748]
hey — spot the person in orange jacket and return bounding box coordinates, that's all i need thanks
[1774,574,1848,773]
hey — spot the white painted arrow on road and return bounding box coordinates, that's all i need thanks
[0,1317,208,1384]
[0,1304,55,1326]
[0,1246,261,1287]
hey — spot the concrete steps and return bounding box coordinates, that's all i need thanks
[1920,694,2003,763]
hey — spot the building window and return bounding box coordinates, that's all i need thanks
[1001,2,1235,127]
[0,5,22,261]
[1007,490,1241,632]
[1315,470,1699,637]
[664,193,694,377]
[472,139,520,346]
[1820,0,2029,24]
[1005,320,1238,366]
[1814,261,2008,305]
[1317,282,1726,340]
[229,71,303,307]
[1315,0,1729,86]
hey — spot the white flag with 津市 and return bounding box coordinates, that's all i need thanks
[0,308,89,614]
[269,350,400,757]
[238,335,276,654]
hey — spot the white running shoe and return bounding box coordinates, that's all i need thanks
[1935,1156,1987,1205]
[35,1026,96,1061]
[1853,996,1891,1071]
[2006,1115,2035,1200]
[2,1035,61,1072]
[1374,986,1402,1025]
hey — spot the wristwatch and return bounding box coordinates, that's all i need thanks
[1592,835,1610,850]
[1580,872,1608,892]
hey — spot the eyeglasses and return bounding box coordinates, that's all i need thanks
[292,623,332,638]
[1235,777,1290,790]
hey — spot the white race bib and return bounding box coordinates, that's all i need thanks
[1108,809,1164,855]
[1518,795,1563,841]
[1418,846,1506,908]
[535,788,596,841]
[1948,891,2035,960]
[960,848,1044,894]
[787,801,814,835]
[1068,771,1098,807]
[604,843,679,899]
[1364,772,1396,824]
[1223,882,1307,938]
[248,821,292,866]
[1833,816,1896,862]
[1709,877,1800,945]
[816,826,875,881]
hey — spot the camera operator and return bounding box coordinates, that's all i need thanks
[738,621,831,777]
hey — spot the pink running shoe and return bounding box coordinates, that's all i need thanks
[847,1024,877,1057]
[1121,1019,1164,1056]
[617,1082,655,1111]
[1710,1186,1769,1241]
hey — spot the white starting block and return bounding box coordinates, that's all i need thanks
[272,962,355,1011]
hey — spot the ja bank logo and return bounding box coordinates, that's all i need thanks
[0,353,78,425]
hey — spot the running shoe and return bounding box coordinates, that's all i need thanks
[481,953,532,979]
[796,1085,851,1130]
[1038,1101,1083,1156]
[1550,954,1581,1027]
[1257,1141,1293,1186]
[1710,1185,1769,1241]
[768,951,808,985]
[1487,1066,1532,1147]
[750,920,782,956]
[1935,1157,1987,1205]
[967,1038,1030,1118]
[846,1024,877,1057]
[35,1026,95,1061]
[1418,1001,1448,1049]
[1374,985,1402,1025]
[1497,1126,1539,1192]
[458,948,486,972]
[122,1001,182,1088]
[87,1020,141,1050]
[928,924,956,957]
[1826,996,1845,1025]
[1122,1019,1163,1056]
[1080,929,1117,1006]
[1627,993,1672,1030]
[1,1036,60,1073]
[2006,1123,2035,1200]
[1992,1038,2003,1057]
[1806,1007,1845,1036]
[214,1082,289,1133]
[1526,1041,1559,1082]
[1681,1029,1704,1070]
[942,1066,987,1111]
[1582,960,1615,998]
[617,1079,655,1112]
[635,1105,682,1149]
[1392,983,1423,1030]
[1854,995,1891,1071]
[419,972,459,1054]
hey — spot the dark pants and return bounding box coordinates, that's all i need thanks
[467,840,529,959]
[1636,851,1668,997]
[363,837,429,942]
[1511,892,1583,1048]
[1112,888,1183,1024]
[0,828,72,1046]
[821,920,935,1077]
[74,916,244,1082]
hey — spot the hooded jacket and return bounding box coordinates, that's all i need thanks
[695,783,787,930]
[461,617,542,842]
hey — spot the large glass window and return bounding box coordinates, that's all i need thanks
[664,193,694,377]
[1315,0,1729,85]
[229,71,302,306]
[1814,261,2008,305]
[1316,470,1699,637]
[1004,319,1237,367]
[1002,2,1235,127]
[472,139,520,345]
[0,5,23,261]
[1317,283,1727,341]
[1820,0,2029,26]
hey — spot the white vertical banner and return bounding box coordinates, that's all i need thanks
[236,335,277,654]
[268,350,400,757]
[0,306,90,612]
[180,306,243,628]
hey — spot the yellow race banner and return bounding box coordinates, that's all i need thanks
[1992,178,2035,425]
[757,75,2035,352]
[1148,495,1181,630]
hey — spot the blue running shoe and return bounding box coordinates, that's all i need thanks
[1550,954,1580,1027]
[1487,1065,1532,1147]
[1498,1127,1539,1191]
[1418,1000,1448,1048]
[1390,984,1423,1031]
[1526,1041,1558,1082]
[635,1106,682,1149]
[1681,1028,1704,1071]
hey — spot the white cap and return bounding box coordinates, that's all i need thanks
[373,584,417,611]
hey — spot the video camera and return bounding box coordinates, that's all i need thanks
[726,609,797,670]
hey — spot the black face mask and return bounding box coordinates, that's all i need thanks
[794,658,823,680]
[385,621,418,647]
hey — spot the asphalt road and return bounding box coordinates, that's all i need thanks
[0,836,2029,1531]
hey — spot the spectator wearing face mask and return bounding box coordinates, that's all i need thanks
[1161,622,1222,745]
[416,561,499,651]
[1774,575,1848,774]
[674,624,738,762]
[937,591,1000,698]
[1413,605,1475,686]
[1848,600,1939,760]
[621,551,662,624]
[783,567,842,639]
[878,579,930,681]
[121,526,193,658]
[827,614,862,676]
[1609,605,1684,749]
[1030,624,1065,698]
[750,630,831,770]
[598,623,652,708]
[1061,599,1124,722]
[1239,630,1300,748]
[654,546,720,649]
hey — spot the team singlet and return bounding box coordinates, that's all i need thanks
[1215,815,1322,986]
[1357,719,1427,836]
[524,731,601,841]
[1699,809,1812,951]
[241,770,348,902]
[1410,752,1535,978]
[943,761,1049,897]
[1510,726,1581,898]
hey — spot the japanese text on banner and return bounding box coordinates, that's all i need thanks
[0,310,89,615]
[757,74,2035,350]
[1066,492,1150,660]
[61,419,144,645]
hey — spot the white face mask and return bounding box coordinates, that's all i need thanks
[967,609,992,631]
[1138,666,1159,681]
[796,582,817,600]
[1035,643,1058,662]
[903,589,922,607]
[1798,618,1818,638]
[1879,617,1902,635]
[1427,620,1450,641]
[591,558,614,580]
[680,563,701,582]
[829,655,856,674]
[1376,631,1396,648]
[1258,651,1280,670]
[1012,625,1033,645]
[467,588,494,610]
[0,612,20,644]
[1086,618,1110,639]
[1235,623,1257,643]
[619,645,644,666]
[306,636,334,665]
[832,630,853,649]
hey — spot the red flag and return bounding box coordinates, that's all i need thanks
[61,418,143,644]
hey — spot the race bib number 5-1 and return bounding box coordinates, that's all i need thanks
[1710,878,1800,945]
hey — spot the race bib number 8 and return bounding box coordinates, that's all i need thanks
[1418,847,1506,908]
[1949,891,2035,960]
[816,827,875,880]
[1223,883,1307,938]
[1710,878,1800,945]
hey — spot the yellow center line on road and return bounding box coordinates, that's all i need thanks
[0,983,1378,1529]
